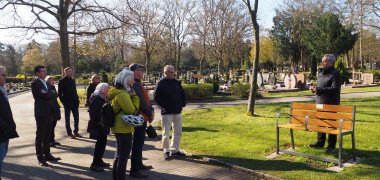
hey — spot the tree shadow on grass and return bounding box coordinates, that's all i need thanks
[182,127,219,133]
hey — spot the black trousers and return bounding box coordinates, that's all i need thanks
[131,122,147,172]
[50,119,58,142]
[92,132,108,165]
[317,133,337,148]
[63,103,79,135]
[35,116,53,161]
[113,133,132,180]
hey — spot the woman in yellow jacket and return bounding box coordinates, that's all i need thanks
[108,69,139,180]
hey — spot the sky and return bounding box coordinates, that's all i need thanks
[0,0,279,46]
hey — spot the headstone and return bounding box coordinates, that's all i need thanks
[262,73,269,84]
[257,72,263,87]
[278,73,286,82]
[294,73,306,89]
[284,73,297,89]
[361,73,374,84]
[268,73,276,85]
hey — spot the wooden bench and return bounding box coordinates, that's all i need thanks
[276,102,356,167]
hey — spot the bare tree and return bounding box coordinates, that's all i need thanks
[243,0,259,116]
[0,0,127,71]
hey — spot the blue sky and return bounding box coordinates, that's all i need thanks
[0,0,279,45]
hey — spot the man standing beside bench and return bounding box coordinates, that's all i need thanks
[309,54,341,153]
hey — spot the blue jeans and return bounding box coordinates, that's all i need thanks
[0,140,9,177]
[113,133,132,180]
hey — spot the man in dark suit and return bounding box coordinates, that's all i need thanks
[31,65,61,166]
[0,66,19,176]
[58,67,81,139]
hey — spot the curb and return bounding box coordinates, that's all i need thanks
[189,154,282,180]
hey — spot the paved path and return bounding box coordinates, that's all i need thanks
[2,92,254,180]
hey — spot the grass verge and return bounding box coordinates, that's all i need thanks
[181,97,380,179]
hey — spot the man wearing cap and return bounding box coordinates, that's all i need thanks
[309,54,341,153]
[154,65,186,160]
[129,63,154,178]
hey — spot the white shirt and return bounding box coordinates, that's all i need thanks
[38,78,48,90]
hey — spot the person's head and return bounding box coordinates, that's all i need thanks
[163,65,175,80]
[321,54,336,70]
[129,63,144,80]
[45,76,55,86]
[34,65,47,79]
[90,74,100,84]
[0,66,7,86]
[64,67,73,78]
[114,68,135,89]
[94,83,110,97]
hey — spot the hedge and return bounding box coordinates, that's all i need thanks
[182,83,213,101]
[230,83,261,98]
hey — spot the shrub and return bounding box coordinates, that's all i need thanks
[53,75,62,80]
[334,55,349,84]
[99,70,108,84]
[230,83,250,98]
[182,83,213,101]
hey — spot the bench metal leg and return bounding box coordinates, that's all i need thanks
[290,129,295,150]
[339,133,343,168]
[352,132,356,161]
[276,127,280,154]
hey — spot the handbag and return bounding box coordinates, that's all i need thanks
[146,124,157,138]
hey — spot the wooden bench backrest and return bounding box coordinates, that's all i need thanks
[290,102,356,130]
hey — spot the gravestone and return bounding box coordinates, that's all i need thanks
[294,73,306,89]
[268,73,276,85]
[278,73,286,82]
[262,73,270,84]
[284,73,297,89]
[361,73,374,84]
[257,72,263,87]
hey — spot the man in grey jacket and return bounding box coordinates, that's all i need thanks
[309,54,341,153]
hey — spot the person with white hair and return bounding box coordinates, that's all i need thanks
[108,68,140,179]
[309,54,341,153]
[87,83,111,172]
[45,76,61,147]
[154,65,186,160]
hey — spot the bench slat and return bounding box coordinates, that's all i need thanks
[291,109,353,120]
[278,124,352,134]
[292,102,353,113]
[290,117,352,129]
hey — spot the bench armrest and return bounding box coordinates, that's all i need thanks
[304,116,309,131]
[276,112,291,127]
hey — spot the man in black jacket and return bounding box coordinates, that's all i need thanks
[58,67,81,139]
[154,65,186,160]
[309,54,341,153]
[0,66,19,176]
[32,65,61,166]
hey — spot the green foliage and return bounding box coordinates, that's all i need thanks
[53,75,62,80]
[211,75,220,94]
[230,83,250,98]
[99,70,108,84]
[334,55,349,84]
[302,13,357,57]
[182,84,213,101]
[76,77,90,85]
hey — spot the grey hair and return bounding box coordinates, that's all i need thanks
[323,54,336,64]
[94,83,110,94]
[163,65,174,73]
[114,68,134,90]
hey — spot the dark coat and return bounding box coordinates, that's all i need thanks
[0,91,19,142]
[87,94,109,139]
[50,85,61,121]
[85,82,97,107]
[154,78,186,115]
[31,78,54,117]
[316,66,341,105]
[58,76,79,107]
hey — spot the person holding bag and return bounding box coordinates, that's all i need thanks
[88,83,111,172]
[108,69,139,180]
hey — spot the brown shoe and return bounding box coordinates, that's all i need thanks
[74,133,83,138]
[68,134,76,139]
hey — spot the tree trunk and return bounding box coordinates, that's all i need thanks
[247,22,259,116]
[59,27,71,73]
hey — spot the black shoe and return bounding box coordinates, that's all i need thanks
[38,160,49,167]
[139,164,153,170]
[98,161,111,167]
[68,134,76,139]
[52,141,61,145]
[45,155,61,161]
[163,152,170,160]
[172,151,186,157]
[90,165,104,172]
[309,143,324,149]
[74,133,83,138]
[130,171,148,178]
[50,143,56,147]
[325,147,335,154]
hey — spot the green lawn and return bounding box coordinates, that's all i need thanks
[181,97,380,179]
